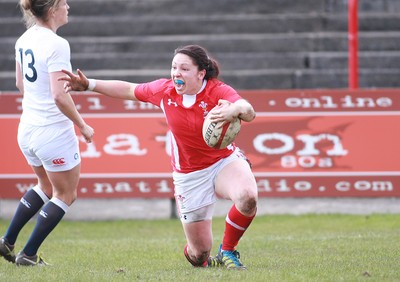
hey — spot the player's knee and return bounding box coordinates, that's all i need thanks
[64,191,77,206]
[191,251,209,267]
[244,196,257,214]
[54,190,77,206]
[69,195,77,206]
[184,245,209,267]
[237,192,257,215]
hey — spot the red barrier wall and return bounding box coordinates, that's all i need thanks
[1,89,400,198]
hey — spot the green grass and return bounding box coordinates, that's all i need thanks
[0,214,399,281]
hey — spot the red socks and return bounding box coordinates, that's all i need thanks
[222,205,255,251]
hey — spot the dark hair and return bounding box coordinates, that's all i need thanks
[19,0,61,27]
[174,45,220,79]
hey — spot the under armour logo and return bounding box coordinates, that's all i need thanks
[167,99,178,107]
[176,195,185,202]
[52,158,65,165]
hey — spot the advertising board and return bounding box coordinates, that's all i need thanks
[1,89,399,198]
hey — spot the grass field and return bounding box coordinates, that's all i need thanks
[0,214,399,281]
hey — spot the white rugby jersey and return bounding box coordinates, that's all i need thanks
[15,25,72,126]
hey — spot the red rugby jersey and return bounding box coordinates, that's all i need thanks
[135,78,242,173]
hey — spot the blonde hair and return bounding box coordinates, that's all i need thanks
[19,0,61,28]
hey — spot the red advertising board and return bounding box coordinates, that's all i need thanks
[1,89,400,198]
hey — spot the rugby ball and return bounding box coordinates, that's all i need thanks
[202,115,241,149]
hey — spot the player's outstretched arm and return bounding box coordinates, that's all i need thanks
[60,69,89,91]
[59,69,138,101]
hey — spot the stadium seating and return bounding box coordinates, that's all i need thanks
[1,0,400,90]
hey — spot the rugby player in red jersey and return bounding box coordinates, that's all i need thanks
[60,45,257,269]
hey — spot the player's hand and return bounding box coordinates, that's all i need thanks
[208,99,236,123]
[59,69,89,92]
[79,123,95,143]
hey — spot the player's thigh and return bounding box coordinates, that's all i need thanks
[46,163,80,204]
[215,158,257,202]
[31,165,53,196]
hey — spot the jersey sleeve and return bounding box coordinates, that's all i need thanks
[15,39,21,65]
[134,78,173,106]
[215,80,242,102]
[47,37,72,73]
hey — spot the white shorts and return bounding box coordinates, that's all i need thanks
[173,148,246,223]
[17,121,80,172]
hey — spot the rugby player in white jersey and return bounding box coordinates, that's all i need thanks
[0,0,94,266]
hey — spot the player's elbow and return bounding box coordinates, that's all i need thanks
[248,110,256,122]
[236,100,256,122]
[53,89,70,108]
[239,109,256,122]
[53,91,65,104]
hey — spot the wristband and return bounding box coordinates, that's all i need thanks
[87,79,96,91]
